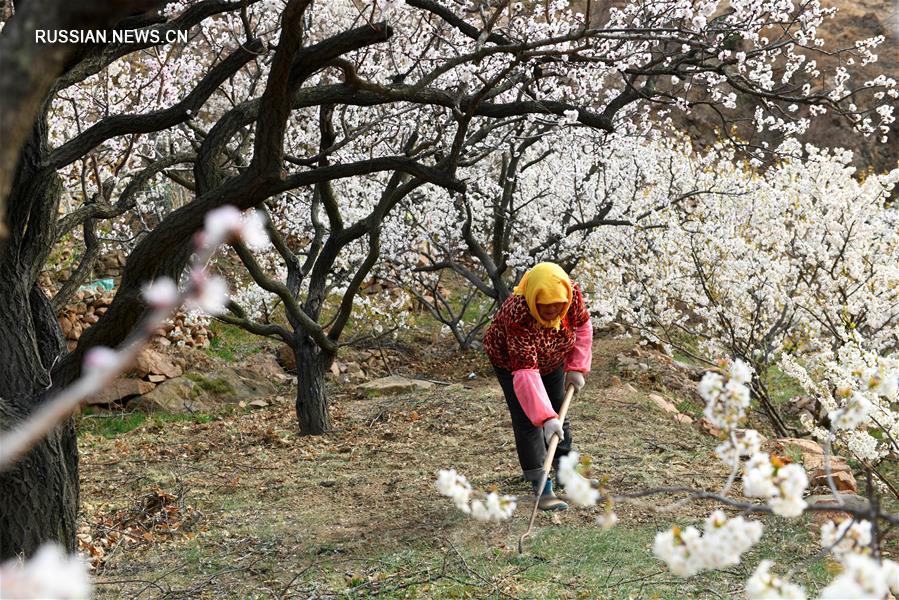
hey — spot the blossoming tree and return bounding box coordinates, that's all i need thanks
[590,140,898,435]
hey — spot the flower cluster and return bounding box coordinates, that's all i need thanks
[435,468,472,512]
[557,452,600,507]
[782,343,898,464]
[742,453,809,517]
[470,493,517,523]
[745,560,806,600]
[715,429,763,467]
[820,553,899,599]
[820,519,872,558]
[814,519,899,599]
[653,510,763,577]
[435,469,516,522]
[699,359,753,431]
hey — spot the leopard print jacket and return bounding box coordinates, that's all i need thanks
[483,284,590,375]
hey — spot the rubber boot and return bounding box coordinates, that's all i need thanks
[533,478,568,511]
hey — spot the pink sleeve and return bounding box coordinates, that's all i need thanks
[564,320,593,373]
[512,369,559,427]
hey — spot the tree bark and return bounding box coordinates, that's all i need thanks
[0,116,78,558]
[294,336,332,435]
[0,286,78,559]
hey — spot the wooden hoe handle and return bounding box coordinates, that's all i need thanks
[518,384,576,553]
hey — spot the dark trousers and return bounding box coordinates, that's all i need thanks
[492,363,572,484]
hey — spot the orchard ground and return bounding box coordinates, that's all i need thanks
[77,330,897,599]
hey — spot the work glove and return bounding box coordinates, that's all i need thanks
[543,417,564,445]
[564,370,586,393]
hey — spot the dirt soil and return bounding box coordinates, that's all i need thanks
[76,335,895,599]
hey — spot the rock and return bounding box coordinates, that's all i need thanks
[599,322,627,335]
[648,393,679,414]
[128,377,209,413]
[147,374,167,383]
[240,352,291,383]
[330,362,341,377]
[345,362,366,381]
[674,413,694,425]
[806,493,869,512]
[192,366,280,403]
[807,454,849,472]
[248,399,269,409]
[806,493,869,524]
[357,375,435,396]
[671,360,707,381]
[764,437,825,467]
[87,378,155,406]
[130,348,183,379]
[811,468,858,494]
[59,315,75,339]
[698,418,723,437]
[766,437,858,494]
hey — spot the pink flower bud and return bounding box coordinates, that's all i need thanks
[203,205,243,246]
[83,346,119,375]
[190,276,229,315]
[141,277,179,308]
[241,210,271,250]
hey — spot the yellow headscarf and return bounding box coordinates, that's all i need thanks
[513,262,573,330]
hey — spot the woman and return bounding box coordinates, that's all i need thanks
[483,262,593,511]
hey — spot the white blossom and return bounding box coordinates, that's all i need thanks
[557,452,600,507]
[0,543,91,599]
[596,511,619,530]
[189,274,229,316]
[436,468,472,513]
[743,453,808,517]
[654,511,763,577]
[82,346,120,375]
[820,519,872,558]
[745,560,807,599]
[470,493,516,522]
[141,277,179,308]
[820,553,890,599]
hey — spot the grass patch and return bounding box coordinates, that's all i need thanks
[78,348,855,599]
[77,410,213,438]
[289,516,831,599]
[675,397,703,418]
[184,372,234,395]
[766,365,804,408]
[206,321,268,362]
[78,411,146,438]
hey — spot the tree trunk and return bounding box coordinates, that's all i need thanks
[0,110,78,558]
[294,337,332,435]
[0,285,78,559]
